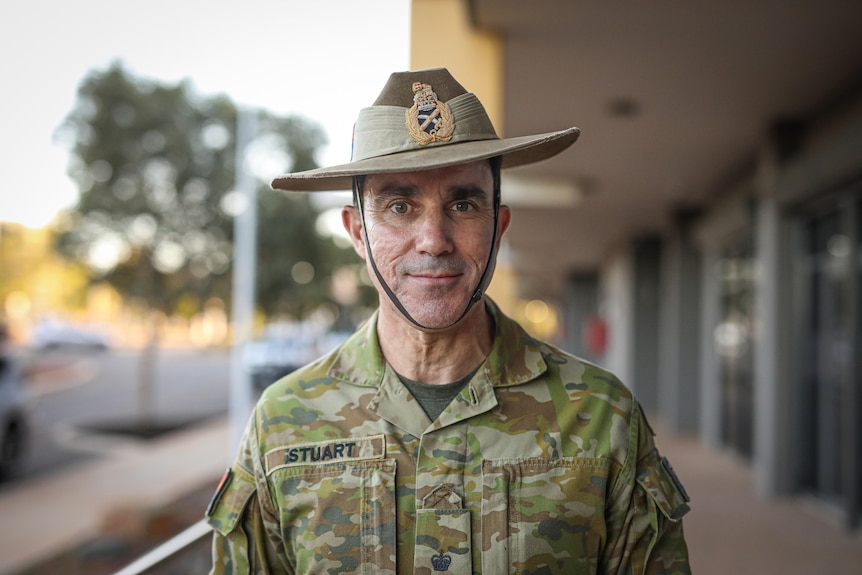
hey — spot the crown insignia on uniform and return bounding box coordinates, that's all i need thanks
[431,549,452,571]
[406,81,455,145]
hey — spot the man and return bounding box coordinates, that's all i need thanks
[206,68,691,574]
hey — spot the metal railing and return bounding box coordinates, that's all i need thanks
[113,519,212,575]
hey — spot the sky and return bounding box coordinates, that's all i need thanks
[0,0,411,228]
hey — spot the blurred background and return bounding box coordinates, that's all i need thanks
[1,1,862,574]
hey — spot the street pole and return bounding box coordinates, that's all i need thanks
[228,107,258,454]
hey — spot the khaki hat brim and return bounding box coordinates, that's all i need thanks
[271,127,580,192]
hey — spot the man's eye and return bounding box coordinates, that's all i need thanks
[452,201,473,212]
[390,202,409,214]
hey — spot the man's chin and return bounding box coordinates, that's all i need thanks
[396,296,474,330]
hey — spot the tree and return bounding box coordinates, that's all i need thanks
[55,62,369,322]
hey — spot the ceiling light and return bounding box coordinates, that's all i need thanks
[502,175,582,207]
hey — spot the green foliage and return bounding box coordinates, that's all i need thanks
[55,62,370,320]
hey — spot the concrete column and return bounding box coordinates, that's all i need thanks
[632,236,662,415]
[602,252,634,385]
[752,137,796,498]
[658,212,703,434]
[562,275,599,363]
[752,195,782,498]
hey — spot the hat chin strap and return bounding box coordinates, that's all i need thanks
[354,179,501,333]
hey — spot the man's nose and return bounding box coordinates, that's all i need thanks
[414,209,454,256]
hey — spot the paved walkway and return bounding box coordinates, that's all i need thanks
[0,416,860,574]
[656,427,862,575]
[0,417,230,575]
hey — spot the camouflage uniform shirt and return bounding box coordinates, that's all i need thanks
[206,300,691,574]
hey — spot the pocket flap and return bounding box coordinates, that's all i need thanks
[205,466,257,536]
[415,508,471,574]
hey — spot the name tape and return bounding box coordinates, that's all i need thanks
[265,434,386,474]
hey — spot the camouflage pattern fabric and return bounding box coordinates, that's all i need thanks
[206,299,691,574]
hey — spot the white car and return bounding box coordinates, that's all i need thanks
[31,320,109,351]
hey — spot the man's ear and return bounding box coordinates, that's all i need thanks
[497,204,512,246]
[341,205,367,260]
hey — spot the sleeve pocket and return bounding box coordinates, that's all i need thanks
[635,455,691,522]
[205,465,257,536]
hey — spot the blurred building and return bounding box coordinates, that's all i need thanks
[409,0,862,529]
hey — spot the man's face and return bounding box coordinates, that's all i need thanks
[343,160,510,329]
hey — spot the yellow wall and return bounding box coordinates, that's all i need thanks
[410,0,504,135]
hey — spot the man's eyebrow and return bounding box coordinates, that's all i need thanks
[367,185,419,203]
[365,183,490,204]
[449,185,491,202]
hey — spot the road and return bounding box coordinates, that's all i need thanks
[1,346,232,489]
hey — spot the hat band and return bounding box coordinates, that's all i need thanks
[351,92,499,162]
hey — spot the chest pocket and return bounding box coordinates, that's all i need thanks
[481,457,610,575]
[270,459,397,575]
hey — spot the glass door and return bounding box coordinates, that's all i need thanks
[799,195,860,528]
[716,239,755,459]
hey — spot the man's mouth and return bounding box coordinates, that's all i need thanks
[409,272,461,284]
[400,259,466,282]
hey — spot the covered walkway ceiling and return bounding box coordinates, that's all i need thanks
[470,1,862,300]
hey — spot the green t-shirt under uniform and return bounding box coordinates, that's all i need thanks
[396,366,480,421]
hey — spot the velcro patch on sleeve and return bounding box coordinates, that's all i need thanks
[264,434,387,474]
[206,468,233,518]
[205,465,257,536]
[636,454,691,521]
